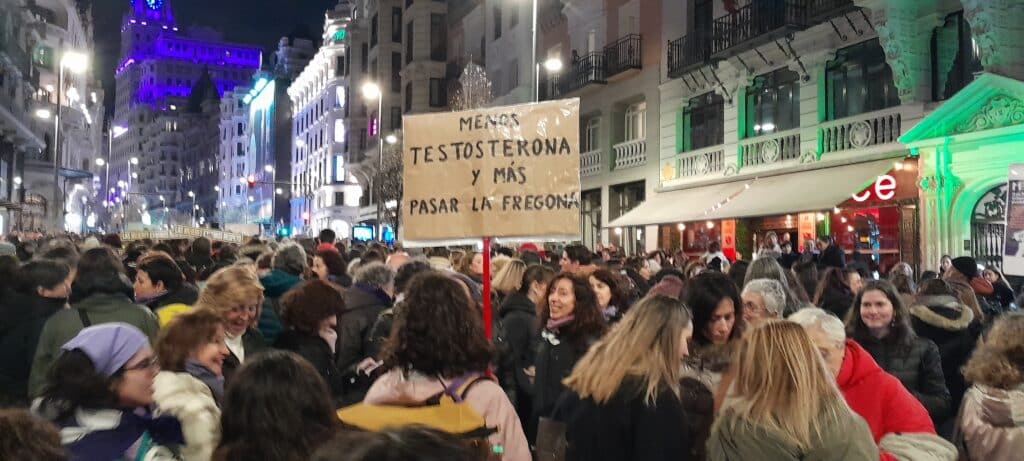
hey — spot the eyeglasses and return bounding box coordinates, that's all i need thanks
[124,356,159,372]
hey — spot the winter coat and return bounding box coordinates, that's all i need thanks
[957,384,1024,461]
[530,325,599,445]
[364,369,530,461]
[185,253,215,276]
[910,295,981,412]
[336,284,392,371]
[819,284,855,320]
[496,292,538,416]
[28,292,159,398]
[681,342,733,397]
[33,402,184,461]
[707,405,878,460]
[552,378,693,461]
[365,306,395,361]
[257,269,302,344]
[145,283,200,311]
[818,244,847,270]
[987,282,1016,310]
[855,333,951,422]
[0,291,66,406]
[275,329,346,403]
[152,371,221,461]
[221,328,267,385]
[837,340,935,460]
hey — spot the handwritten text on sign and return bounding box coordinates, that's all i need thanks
[401,99,581,241]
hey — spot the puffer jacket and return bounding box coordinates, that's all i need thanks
[837,340,935,460]
[910,295,981,412]
[152,371,221,461]
[707,405,878,460]
[878,433,958,461]
[855,333,951,422]
[957,384,1024,461]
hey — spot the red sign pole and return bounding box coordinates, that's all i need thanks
[482,237,492,340]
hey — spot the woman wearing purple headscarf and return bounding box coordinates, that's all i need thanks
[33,323,184,461]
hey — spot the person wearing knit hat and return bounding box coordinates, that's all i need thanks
[943,256,995,298]
[33,323,184,461]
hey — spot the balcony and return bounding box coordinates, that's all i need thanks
[820,107,903,155]
[711,0,808,59]
[613,139,647,170]
[676,145,726,179]
[558,52,607,95]
[667,33,713,79]
[604,34,642,81]
[806,0,859,24]
[739,128,801,169]
[580,150,603,177]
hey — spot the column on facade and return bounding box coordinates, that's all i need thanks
[962,0,1024,81]
[917,141,963,270]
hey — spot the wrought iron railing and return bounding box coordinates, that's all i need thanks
[559,52,607,94]
[667,33,712,79]
[604,34,642,77]
[712,0,808,56]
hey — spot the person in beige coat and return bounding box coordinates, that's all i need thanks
[153,309,230,461]
[957,313,1024,461]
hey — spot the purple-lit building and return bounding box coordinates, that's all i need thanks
[110,0,261,223]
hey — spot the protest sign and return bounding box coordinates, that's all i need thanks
[401,98,581,242]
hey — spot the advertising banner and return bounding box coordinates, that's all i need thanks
[1005,164,1024,276]
[401,99,581,242]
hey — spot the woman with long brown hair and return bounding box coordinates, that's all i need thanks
[530,273,607,444]
[554,295,694,461]
[708,321,877,459]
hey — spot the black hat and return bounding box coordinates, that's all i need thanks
[951,256,979,279]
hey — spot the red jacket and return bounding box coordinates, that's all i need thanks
[838,340,935,461]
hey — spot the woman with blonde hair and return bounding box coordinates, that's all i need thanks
[553,295,695,461]
[491,259,527,303]
[194,266,268,383]
[957,313,1024,460]
[708,321,878,460]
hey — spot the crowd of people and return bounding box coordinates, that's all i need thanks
[0,229,1022,460]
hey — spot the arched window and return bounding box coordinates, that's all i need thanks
[971,184,1007,270]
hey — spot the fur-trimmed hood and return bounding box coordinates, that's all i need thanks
[910,295,974,331]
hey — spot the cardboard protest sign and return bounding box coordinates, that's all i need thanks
[120,226,246,244]
[401,99,581,242]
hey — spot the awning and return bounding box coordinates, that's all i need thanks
[607,182,747,228]
[607,158,898,227]
[702,158,898,220]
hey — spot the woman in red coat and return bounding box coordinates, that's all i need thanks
[790,308,954,460]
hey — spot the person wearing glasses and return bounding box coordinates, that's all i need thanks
[194,266,268,384]
[33,323,184,461]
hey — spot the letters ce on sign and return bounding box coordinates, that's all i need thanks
[851,175,897,203]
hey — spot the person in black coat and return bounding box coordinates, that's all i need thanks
[982,266,1017,310]
[910,280,982,411]
[846,280,951,423]
[336,262,394,403]
[276,280,347,403]
[529,273,607,444]
[496,264,554,422]
[815,235,846,270]
[133,251,199,311]
[0,260,72,406]
[551,295,698,461]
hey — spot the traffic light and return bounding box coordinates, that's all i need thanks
[246,174,256,188]
[276,227,291,238]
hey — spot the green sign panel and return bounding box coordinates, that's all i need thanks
[332,29,346,42]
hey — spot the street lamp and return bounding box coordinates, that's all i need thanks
[362,81,384,237]
[35,108,52,119]
[384,134,398,145]
[47,50,89,231]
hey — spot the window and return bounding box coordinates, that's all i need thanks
[510,2,519,28]
[825,39,899,120]
[931,12,982,101]
[361,43,368,71]
[371,59,377,78]
[335,55,344,77]
[235,185,241,195]
[391,106,402,130]
[430,14,447,61]
[371,14,378,47]
[392,8,402,42]
[237,122,243,135]
[236,142,244,156]
[391,53,402,92]
[429,78,447,107]
[744,68,799,137]
[358,128,367,150]
[583,117,600,152]
[683,92,724,151]
[624,102,646,141]
[494,6,502,39]
[405,82,413,112]
[406,23,414,64]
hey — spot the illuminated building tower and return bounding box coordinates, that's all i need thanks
[111,0,261,223]
[286,1,358,236]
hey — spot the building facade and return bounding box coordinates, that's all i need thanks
[112,0,260,227]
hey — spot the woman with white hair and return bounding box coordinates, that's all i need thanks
[741,278,785,328]
[789,308,950,460]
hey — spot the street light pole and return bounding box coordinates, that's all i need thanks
[51,61,63,232]
[375,96,383,238]
[531,0,538,103]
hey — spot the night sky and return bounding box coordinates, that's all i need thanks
[92,0,338,116]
